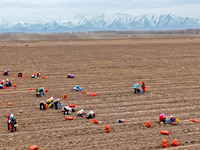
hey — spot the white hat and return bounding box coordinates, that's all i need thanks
[50,97,53,100]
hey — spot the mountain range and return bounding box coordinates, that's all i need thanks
[0,13,200,33]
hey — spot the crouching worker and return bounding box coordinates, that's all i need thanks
[159,113,166,124]
[86,111,95,119]
[54,99,61,110]
[18,73,22,78]
[63,106,72,115]
[3,69,9,76]
[8,114,17,132]
[133,83,141,94]
[46,97,54,108]
[0,80,4,85]
[67,74,75,78]
[36,87,44,97]
[73,85,82,91]
[0,84,4,89]
[40,101,47,110]
[31,73,40,78]
[0,80,4,89]
[5,79,12,87]
[77,109,85,117]
[169,115,179,125]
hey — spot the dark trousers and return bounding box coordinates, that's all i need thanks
[10,124,16,132]
[134,88,141,94]
[40,103,45,110]
[54,102,58,110]
[87,114,93,119]
[162,118,166,123]
[64,108,69,115]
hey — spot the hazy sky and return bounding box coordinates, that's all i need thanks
[1,0,200,21]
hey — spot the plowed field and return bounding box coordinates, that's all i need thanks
[0,34,200,150]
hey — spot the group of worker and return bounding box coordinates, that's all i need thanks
[0,79,12,89]
[67,74,75,78]
[40,97,62,110]
[73,85,82,91]
[133,82,146,94]
[77,109,96,119]
[39,97,95,120]
[36,86,45,97]
[159,113,179,125]
[31,73,40,78]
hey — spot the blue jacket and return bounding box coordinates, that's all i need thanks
[134,84,138,89]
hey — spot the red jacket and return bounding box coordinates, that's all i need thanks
[7,114,11,122]
[159,115,164,122]
[141,83,146,91]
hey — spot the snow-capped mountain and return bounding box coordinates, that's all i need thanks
[0,13,200,33]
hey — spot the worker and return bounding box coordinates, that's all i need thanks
[170,115,176,123]
[18,73,22,78]
[54,99,61,110]
[0,80,4,85]
[159,113,166,123]
[3,69,9,76]
[141,81,146,93]
[86,111,95,119]
[67,74,75,78]
[73,85,82,91]
[133,83,141,94]
[8,114,17,132]
[63,106,72,115]
[31,73,40,78]
[40,101,46,110]
[77,109,85,117]
[0,84,3,89]
[46,97,53,105]
[7,114,12,130]
[5,79,12,87]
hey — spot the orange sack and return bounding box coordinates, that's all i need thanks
[92,119,98,124]
[29,145,39,150]
[146,121,151,127]
[160,130,170,135]
[172,139,178,147]
[8,102,12,106]
[45,89,48,93]
[65,117,73,120]
[104,124,110,133]
[162,139,168,148]
[190,119,199,122]
[69,104,76,107]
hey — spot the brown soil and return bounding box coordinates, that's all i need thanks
[0,34,200,150]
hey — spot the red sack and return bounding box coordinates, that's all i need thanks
[162,139,168,148]
[160,130,170,135]
[172,139,178,146]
